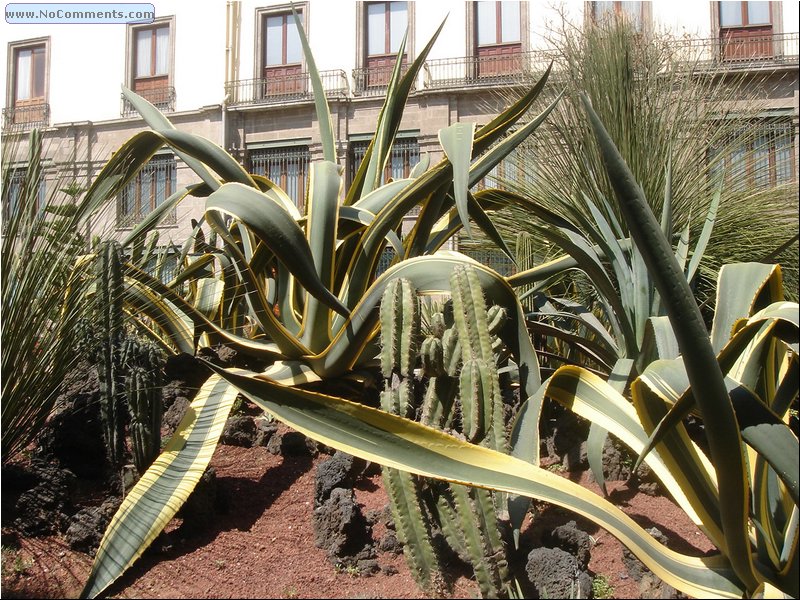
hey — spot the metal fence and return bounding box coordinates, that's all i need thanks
[423,50,555,90]
[669,31,799,71]
[225,70,349,106]
[122,87,175,116]
[2,103,50,132]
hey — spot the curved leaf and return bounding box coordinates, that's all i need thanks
[81,374,239,599]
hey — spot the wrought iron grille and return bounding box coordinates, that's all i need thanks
[117,155,177,228]
[249,146,311,212]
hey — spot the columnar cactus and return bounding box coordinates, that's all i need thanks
[377,266,514,598]
[121,337,164,475]
[96,240,126,469]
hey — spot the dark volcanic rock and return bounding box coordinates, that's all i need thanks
[313,487,375,567]
[36,363,106,478]
[315,452,366,507]
[12,460,77,536]
[220,415,257,447]
[267,430,318,457]
[65,496,121,554]
[543,520,591,569]
[526,546,593,599]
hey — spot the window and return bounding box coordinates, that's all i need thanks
[710,121,795,191]
[2,167,46,230]
[5,39,49,128]
[126,18,174,113]
[358,2,409,90]
[118,155,177,227]
[474,1,523,78]
[259,9,305,97]
[591,1,646,29]
[718,1,773,61]
[249,146,310,212]
[348,136,419,187]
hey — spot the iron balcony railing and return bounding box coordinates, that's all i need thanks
[669,31,799,71]
[423,49,556,90]
[2,102,50,132]
[352,64,413,96]
[122,86,176,116]
[225,69,349,107]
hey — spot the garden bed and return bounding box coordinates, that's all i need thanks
[2,425,714,599]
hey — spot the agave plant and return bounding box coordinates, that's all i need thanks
[506,98,798,598]
[80,15,556,597]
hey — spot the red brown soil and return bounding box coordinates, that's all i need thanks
[1,427,714,599]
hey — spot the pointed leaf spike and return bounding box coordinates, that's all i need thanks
[440,122,476,239]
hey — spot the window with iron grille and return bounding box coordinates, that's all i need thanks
[117,155,177,228]
[349,137,419,186]
[249,145,310,212]
[2,167,46,231]
[709,121,795,191]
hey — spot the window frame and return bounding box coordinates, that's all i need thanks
[2,165,46,230]
[711,1,782,35]
[348,133,420,189]
[247,143,311,213]
[709,120,797,191]
[255,3,308,79]
[466,0,531,59]
[117,153,178,229]
[356,1,414,68]
[718,1,772,28]
[585,1,652,31]
[125,16,175,100]
[474,1,523,49]
[5,37,50,127]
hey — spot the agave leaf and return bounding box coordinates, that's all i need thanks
[81,374,240,599]
[355,19,447,200]
[439,122,476,238]
[156,129,255,187]
[710,263,783,354]
[291,7,334,162]
[82,131,166,213]
[122,274,195,354]
[583,94,758,591]
[685,183,721,286]
[299,162,342,352]
[468,90,562,187]
[338,205,403,255]
[121,85,220,190]
[205,182,348,319]
[125,264,286,361]
[202,364,746,600]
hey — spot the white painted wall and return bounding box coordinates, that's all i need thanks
[2,1,798,126]
[1,0,226,124]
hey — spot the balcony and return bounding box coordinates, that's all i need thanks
[352,62,412,97]
[225,69,349,107]
[121,86,176,117]
[669,31,798,72]
[2,102,50,132]
[423,50,554,90]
